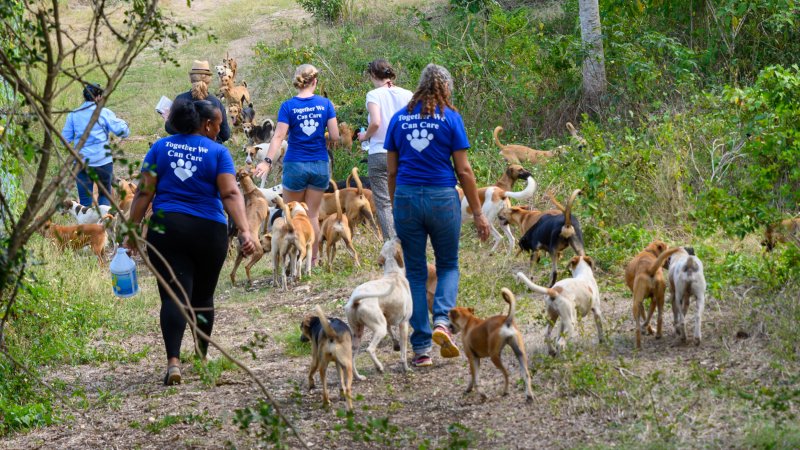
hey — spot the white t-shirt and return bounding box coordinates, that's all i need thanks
[365,85,413,155]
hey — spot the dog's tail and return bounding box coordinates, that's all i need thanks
[515,272,559,298]
[684,256,699,274]
[560,189,581,239]
[350,282,395,307]
[647,247,681,276]
[503,176,537,201]
[493,126,504,152]
[275,196,294,232]
[566,122,587,149]
[315,306,338,340]
[501,287,517,327]
[350,167,364,195]
[330,179,343,221]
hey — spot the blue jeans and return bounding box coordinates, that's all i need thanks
[282,160,329,192]
[76,162,113,207]
[393,185,462,354]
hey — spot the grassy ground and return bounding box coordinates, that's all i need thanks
[3,0,799,448]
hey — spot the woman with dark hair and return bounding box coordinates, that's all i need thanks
[357,59,413,240]
[254,64,339,264]
[385,64,490,367]
[126,98,255,385]
[62,83,129,207]
[164,60,231,144]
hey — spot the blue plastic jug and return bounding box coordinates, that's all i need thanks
[110,248,139,298]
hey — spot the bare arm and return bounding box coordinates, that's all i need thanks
[124,171,157,254]
[387,151,398,205]
[217,173,255,255]
[254,121,289,178]
[359,102,381,141]
[453,150,490,241]
[327,117,340,142]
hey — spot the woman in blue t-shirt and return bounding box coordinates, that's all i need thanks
[254,64,339,263]
[126,99,255,385]
[385,64,490,368]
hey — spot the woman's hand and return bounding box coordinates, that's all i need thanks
[254,161,271,178]
[238,230,256,256]
[357,131,367,142]
[123,234,139,256]
[473,212,490,242]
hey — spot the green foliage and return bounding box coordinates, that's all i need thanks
[192,357,237,387]
[295,0,347,22]
[233,399,289,449]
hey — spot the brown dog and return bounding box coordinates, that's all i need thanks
[625,241,682,349]
[494,126,565,165]
[762,218,800,251]
[219,75,250,108]
[115,178,137,216]
[320,180,359,270]
[229,169,269,286]
[41,217,112,265]
[286,200,315,279]
[301,306,354,411]
[449,288,533,402]
[498,205,562,236]
[321,168,380,239]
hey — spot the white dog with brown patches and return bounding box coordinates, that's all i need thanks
[344,238,412,380]
[667,247,707,346]
[515,255,604,355]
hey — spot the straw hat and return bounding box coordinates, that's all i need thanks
[188,60,212,76]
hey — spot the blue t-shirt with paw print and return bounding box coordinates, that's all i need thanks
[384,103,470,187]
[277,95,336,162]
[141,134,235,224]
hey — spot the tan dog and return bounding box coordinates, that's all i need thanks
[115,178,136,216]
[228,104,243,127]
[41,217,112,265]
[229,169,269,286]
[566,122,588,149]
[497,205,562,236]
[326,122,355,150]
[301,306,354,411]
[270,198,297,290]
[449,288,533,402]
[494,126,564,165]
[625,241,682,349]
[762,217,800,251]
[319,180,359,270]
[516,256,603,355]
[223,54,238,80]
[321,168,380,239]
[219,75,250,107]
[285,200,315,279]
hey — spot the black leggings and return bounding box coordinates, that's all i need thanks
[147,212,228,359]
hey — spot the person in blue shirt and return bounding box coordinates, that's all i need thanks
[385,64,490,368]
[254,64,339,264]
[125,99,255,386]
[62,83,129,207]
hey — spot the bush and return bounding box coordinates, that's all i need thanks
[296,0,347,23]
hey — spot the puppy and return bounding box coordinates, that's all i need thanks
[515,255,603,355]
[60,200,112,225]
[517,189,585,287]
[460,164,536,253]
[449,288,533,402]
[667,247,707,346]
[301,306,355,411]
[285,200,315,279]
[494,126,565,165]
[40,217,112,265]
[344,238,412,380]
[762,218,800,251]
[243,118,275,146]
[625,241,682,349]
[319,180,359,270]
[229,169,269,286]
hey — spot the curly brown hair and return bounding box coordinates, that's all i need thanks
[406,64,456,117]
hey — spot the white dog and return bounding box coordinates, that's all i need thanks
[460,175,537,253]
[515,255,603,355]
[344,238,412,380]
[668,247,707,346]
[245,141,287,188]
[61,200,113,225]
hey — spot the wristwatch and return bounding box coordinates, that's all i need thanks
[263,156,273,165]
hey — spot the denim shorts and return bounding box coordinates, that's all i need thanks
[282,160,329,192]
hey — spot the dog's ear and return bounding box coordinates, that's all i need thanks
[240,94,246,104]
[468,307,475,314]
[376,255,385,267]
[583,256,596,271]
[569,255,580,270]
[394,242,404,268]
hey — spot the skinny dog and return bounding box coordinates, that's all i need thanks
[516,256,603,355]
[344,238,412,380]
[449,288,534,402]
[494,126,564,165]
[625,241,681,349]
[60,200,112,225]
[667,247,707,346]
[319,180,360,269]
[229,169,269,286]
[40,217,112,265]
[270,198,296,290]
[301,306,355,411]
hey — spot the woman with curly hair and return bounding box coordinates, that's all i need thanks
[385,64,490,367]
[254,64,339,264]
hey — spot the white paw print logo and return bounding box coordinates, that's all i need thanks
[407,129,434,152]
[171,159,197,182]
[300,119,319,136]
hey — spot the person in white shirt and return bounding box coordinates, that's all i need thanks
[357,59,413,240]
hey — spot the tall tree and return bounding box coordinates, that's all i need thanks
[578,0,607,111]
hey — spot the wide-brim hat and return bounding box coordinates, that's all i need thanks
[189,60,213,76]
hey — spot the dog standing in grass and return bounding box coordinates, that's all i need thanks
[668,247,707,346]
[319,180,359,269]
[301,306,354,411]
[229,169,269,286]
[40,215,113,265]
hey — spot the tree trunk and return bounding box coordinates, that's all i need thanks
[578,0,607,112]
